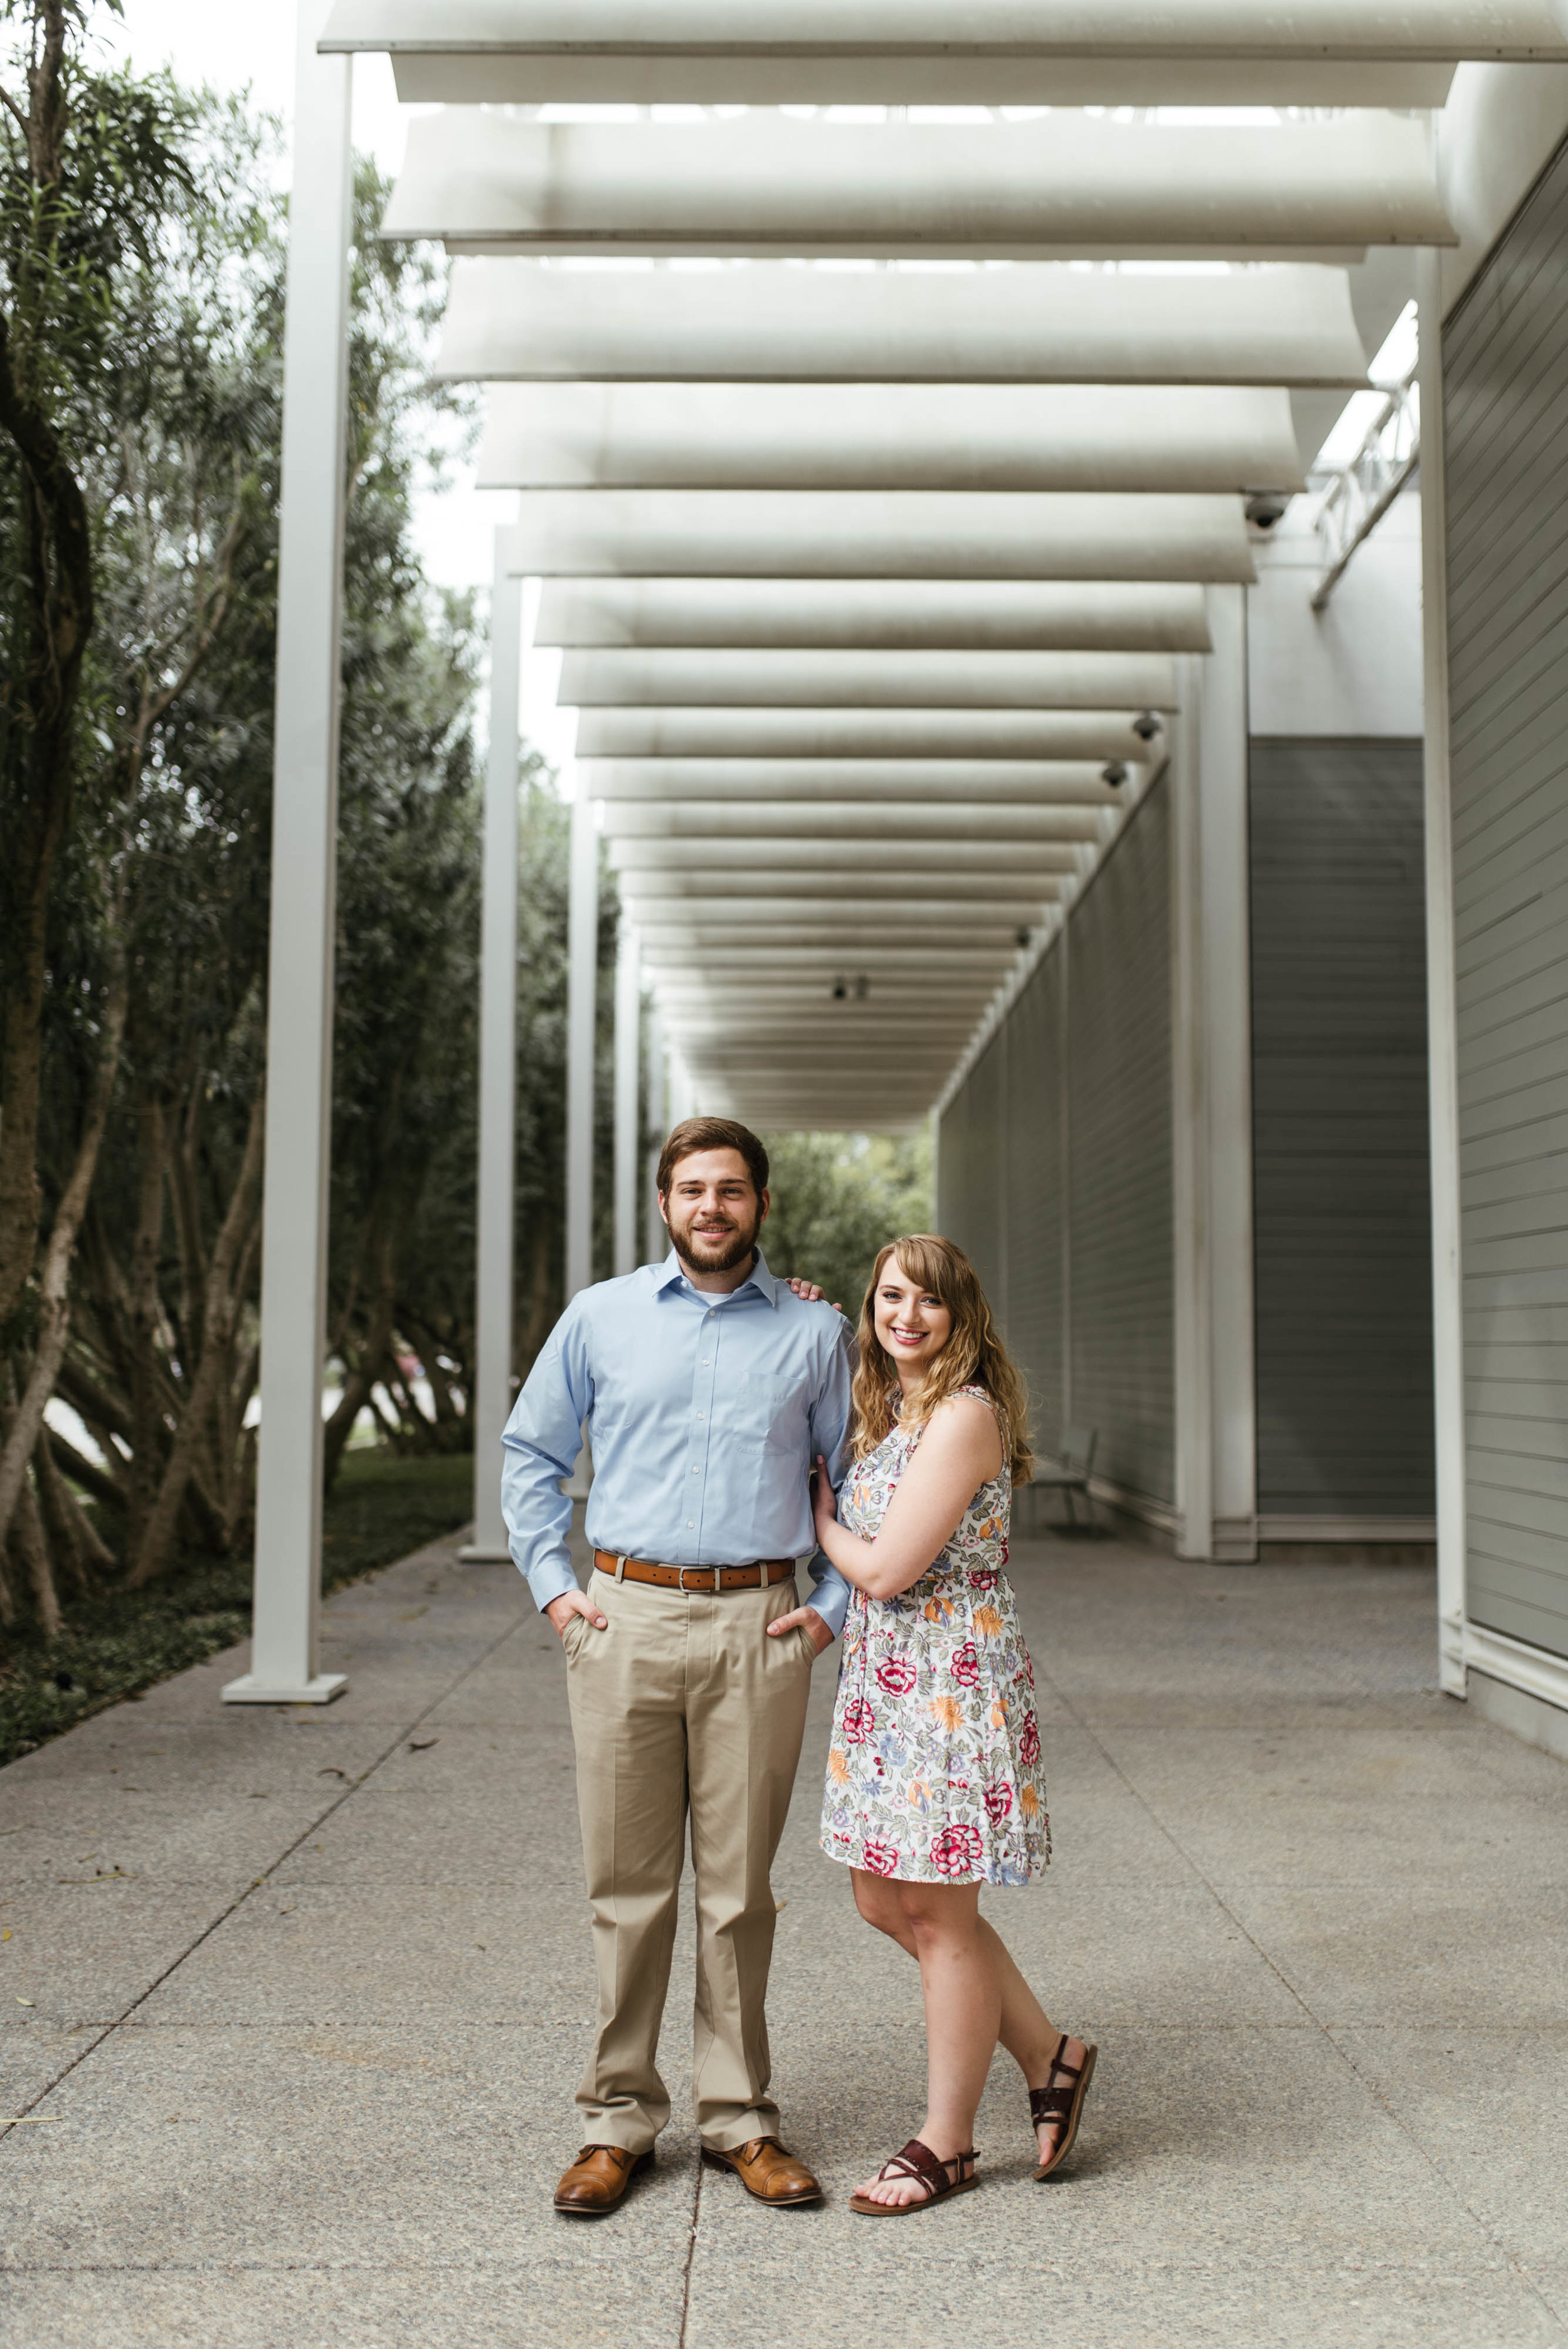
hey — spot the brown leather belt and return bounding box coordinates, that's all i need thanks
[593,1548,795,1594]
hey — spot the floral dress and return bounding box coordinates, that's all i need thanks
[819,1387,1050,1887]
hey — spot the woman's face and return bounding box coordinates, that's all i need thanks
[873,1258,953,1376]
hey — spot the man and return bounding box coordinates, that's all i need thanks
[501,1117,854,2217]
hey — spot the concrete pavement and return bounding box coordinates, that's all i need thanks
[3,1519,1567,2347]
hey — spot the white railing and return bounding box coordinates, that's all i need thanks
[1309,365,1419,610]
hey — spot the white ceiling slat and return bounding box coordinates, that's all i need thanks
[479,384,1304,495]
[604,802,1106,840]
[501,490,1253,583]
[388,110,1451,262]
[536,580,1210,655]
[320,0,1565,103]
[559,649,1179,708]
[435,260,1367,389]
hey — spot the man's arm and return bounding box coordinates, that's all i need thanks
[501,1303,594,1618]
[766,1317,854,1648]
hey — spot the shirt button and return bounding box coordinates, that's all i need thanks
[691,1465,700,1475]
[701,1357,710,1366]
[696,1411,705,1421]
[686,1519,695,1529]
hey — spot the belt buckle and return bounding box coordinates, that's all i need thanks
[677,1564,718,1593]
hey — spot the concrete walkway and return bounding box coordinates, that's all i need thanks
[3,1520,1567,2348]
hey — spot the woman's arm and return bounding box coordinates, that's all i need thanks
[812,1395,1004,1601]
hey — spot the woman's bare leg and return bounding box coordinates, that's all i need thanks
[854,1880,997,2206]
[850,1869,1089,2173]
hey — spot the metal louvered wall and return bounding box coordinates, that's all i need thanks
[1446,137,1568,1665]
[1067,776,1176,1506]
[938,775,1173,1512]
[1005,948,1067,1451]
[1249,738,1434,1522]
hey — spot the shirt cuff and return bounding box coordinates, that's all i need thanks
[524,1556,581,1616]
[800,1555,850,1640]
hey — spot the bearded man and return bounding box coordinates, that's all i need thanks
[501,1118,853,2218]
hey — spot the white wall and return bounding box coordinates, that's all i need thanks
[1246,489,1422,741]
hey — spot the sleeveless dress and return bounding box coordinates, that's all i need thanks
[819,1386,1050,1887]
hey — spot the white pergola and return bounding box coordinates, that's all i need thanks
[231,0,1512,1699]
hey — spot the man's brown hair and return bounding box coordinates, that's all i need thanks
[656,1118,770,1200]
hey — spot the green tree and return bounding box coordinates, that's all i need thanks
[761,1130,932,1320]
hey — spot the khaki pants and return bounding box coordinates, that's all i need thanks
[561,1564,817,2155]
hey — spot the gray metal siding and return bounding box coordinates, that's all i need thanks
[1067,775,1175,1505]
[1249,738,1436,1517]
[942,1032,1005,1311]
[1005,949,1066,1453]
[1446,131,1568,1660]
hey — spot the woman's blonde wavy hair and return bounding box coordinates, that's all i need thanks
[849,1233,1034,1487]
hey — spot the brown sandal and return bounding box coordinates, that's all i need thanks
[1030,2034,1098,2180]
[850,2138,979,2217]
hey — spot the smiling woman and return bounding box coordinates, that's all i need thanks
[808,1233,1095,2215]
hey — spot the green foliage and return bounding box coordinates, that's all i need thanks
[761,1130,933,1321]
[0,1448,473,1763]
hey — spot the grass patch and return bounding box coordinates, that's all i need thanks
[0,1450,474,1766]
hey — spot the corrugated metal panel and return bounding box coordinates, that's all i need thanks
[1067,775,1175,1505]
[1446,129,1568,1663]
[1004,946,1066,1451]
[944,1032,1005,1310]
[1249,738,1435,1517]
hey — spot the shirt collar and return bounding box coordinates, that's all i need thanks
[649,1247,780,1307]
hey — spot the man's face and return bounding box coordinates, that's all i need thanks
[660,1148,768,1275]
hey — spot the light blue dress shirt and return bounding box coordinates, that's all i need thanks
[500,1249,857,1637]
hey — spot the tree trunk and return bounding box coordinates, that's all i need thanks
[0,958,127,1550]
[126,1086,265,1587]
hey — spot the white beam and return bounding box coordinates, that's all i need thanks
[460,551,522,1564]
[537,579,1211,654]
[613,924,640,1278]
[566,790,598,1299]
[624,886,1057,916]
[388,110,1453,262]
[225,3,352,1710]
[479,384,1305,495]
[605,802,1106,842]
[610,839,1085,876]
[582,756,1131,793]
[501,492,1253,583]
[435,259,1368,388]
[563,649,1177,709]
[321,1,1567,102]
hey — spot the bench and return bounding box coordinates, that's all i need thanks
[1032,1424,1098,1530]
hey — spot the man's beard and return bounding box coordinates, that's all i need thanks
[668,1204,760,1275]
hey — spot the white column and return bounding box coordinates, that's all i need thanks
[225,4,352,1705]
[644,1003,667,1264]
[1170,586,1258,1565]
[1199,586,1258,1561]
[460,551,522,1563]
[1418,247,1469,1698]
[1170,665,1213,1563]
[566,787,599,1299]
[613,926,641,1276]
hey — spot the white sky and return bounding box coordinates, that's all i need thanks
[102,4,568,766]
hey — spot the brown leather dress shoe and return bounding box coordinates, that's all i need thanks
[701,2136,823,2205]
[553,2143,654,2216]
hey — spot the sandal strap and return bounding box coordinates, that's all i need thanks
[874,2138,973,2202]
[1029,2083,1075,2126]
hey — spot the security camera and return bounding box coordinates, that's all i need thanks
[1245,492,1289,530]
[1131,711,1163,743]
[1101,761,1128,787]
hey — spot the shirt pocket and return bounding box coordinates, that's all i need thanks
[725,1369,808,1458]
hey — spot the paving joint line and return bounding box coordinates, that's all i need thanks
[0,1551,527,2146]
[1037,1646,1565,2328]
[676,2151,703,2347]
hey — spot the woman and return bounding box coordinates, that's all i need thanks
[812,1234,1095,2215]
